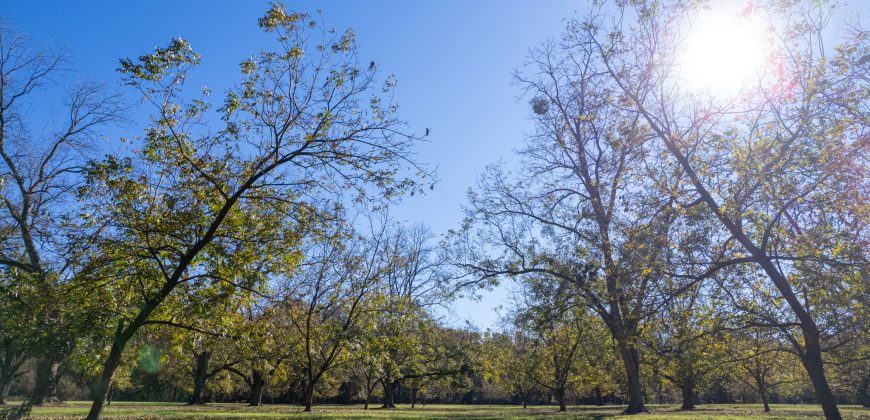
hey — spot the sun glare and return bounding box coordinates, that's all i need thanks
[680,2,769,96]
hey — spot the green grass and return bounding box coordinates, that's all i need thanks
[8,401,869,419]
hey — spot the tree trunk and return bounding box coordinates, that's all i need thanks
[760,388,771,413]
[649,101,842,420]
[302,380,315,412]
[0,376,10,405]
[364,380,371,410]
[365,374,382,410]
[86,337,126,420]
[657,387,663,404]
[0,359,15,405]
[617,340,646,414]
[857,378,869,408]
[680,381,695,410]
[30,357,63,406]
[248,370,266,407]
[799,336,840,420]
[410,387,417,408]
[381,374,396,408]
[555,387,566,412]
[594,386,604,406]
[741,240,841,419]
[0,345,25,406]
[752,362,770,413]
[189,352,211,405]
[87,289,167,419]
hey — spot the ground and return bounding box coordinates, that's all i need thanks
[3,402,866,419]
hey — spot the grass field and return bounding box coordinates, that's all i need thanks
[6,402,868,419]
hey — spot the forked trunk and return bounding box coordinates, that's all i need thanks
[752,365,770,413]
[381,375,397,408]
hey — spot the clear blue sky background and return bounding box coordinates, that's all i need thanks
[0,0,584,329]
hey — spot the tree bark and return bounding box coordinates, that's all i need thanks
[555,387,566,412]
[363,377,371,410]
[760,388,771,413]
[86,336,126,420]
[0,360,17,405]
[302,380,315,412]
[680,381,695,410]
[29,357,63,405]
[617,340,646,414]
[410,387,417,408]
[799,341,839,419]
[857,378,869,408]
[0,377,10,405]
[381,374,397,409]
[189,351,211,405]
[0,345,25,406]
[248,370,266,407]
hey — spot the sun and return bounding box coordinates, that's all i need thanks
[679,1,770,96]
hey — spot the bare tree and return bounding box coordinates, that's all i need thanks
[278,217,390,412]
[447,33,688,412]
[0,22,123,405]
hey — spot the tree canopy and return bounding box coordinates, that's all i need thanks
[0,2,866,420]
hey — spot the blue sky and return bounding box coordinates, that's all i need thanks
[0,0,583,329]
